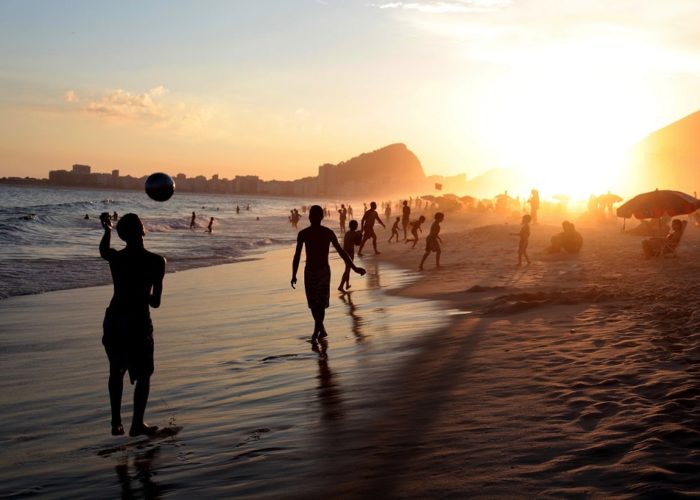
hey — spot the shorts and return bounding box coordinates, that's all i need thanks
[102,310,154,384]
[304,265,331,310]
[425,236,440,253]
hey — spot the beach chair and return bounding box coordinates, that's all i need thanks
[661,220,688,258]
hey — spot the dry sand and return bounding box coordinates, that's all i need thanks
[300,212,700,498]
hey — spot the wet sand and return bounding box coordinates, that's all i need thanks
[2,217,700,498]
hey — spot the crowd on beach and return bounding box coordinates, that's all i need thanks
[96,186,697,439]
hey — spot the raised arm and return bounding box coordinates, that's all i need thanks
[291,232,304,288]
[99,214,113,260]
[331,233,366,276]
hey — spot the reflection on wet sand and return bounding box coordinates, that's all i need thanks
[115,446,164,499]
[340,292,365,342]
[312,340,343,422]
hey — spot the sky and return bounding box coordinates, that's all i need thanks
[2,0,700,197]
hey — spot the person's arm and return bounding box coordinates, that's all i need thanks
[291,232,303,288]
[377,214,385,228]
[331,233,366,276]
[149,256,166,308]
[99,214,113,260]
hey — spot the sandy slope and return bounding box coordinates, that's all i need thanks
[304,214,700,498]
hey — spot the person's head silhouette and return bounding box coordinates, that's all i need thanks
[370,201,377,210]
[309,205,324,225]
[116,213,145,245]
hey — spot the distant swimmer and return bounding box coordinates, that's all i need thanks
[20,214,36,221]
[291,205,366,342]
[190,211,196,229]
[236,205,240,214]
[112,211,119,221]
[99,212,166,437]
[357,201,386,256]
[85,214,90,220]
[419,212,444,270]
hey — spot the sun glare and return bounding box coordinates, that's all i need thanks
[476,59,659,200]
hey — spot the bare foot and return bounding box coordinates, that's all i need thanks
[111,423,124,436]
[129,424,158,437]
[346,284,351,290]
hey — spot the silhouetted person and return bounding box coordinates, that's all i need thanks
[338,204,347,234]
[358,201,385,256]
[100,212,165,437]
[236,205,240,214]
[406,215,426,249]
[189,211,196,229]
[348,205,354,219]
[291,205,366,341]
[548,220,582,254]
[401,200,411,240]
[419,212,444,270]
[529,189,540,224]
[112,211,119,221]
[206,217,214,233]
[512,214,532,266]
[338,219,361,292]
[85,213,90,220]
[642,218,684,258]
[388,217,401,243]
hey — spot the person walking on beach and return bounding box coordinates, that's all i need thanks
[513,214,532,266]
[338,204,347,235]
[388,216,401,243]
[419,212,444,270]
[358,201,386,256]
[291,205,366,341]
[401,200,411,240]
[528,189,540,224]
[338,219,361,292]
[189,211,196,229]
[99,212,165,437]
[406,215,426,249]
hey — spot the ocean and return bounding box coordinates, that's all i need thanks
[0,184,335,299]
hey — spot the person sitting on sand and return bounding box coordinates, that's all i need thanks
[100,212,166,437]
[512,214,532,266]
[642,218,685,258]
[292,205,366,341]
[388,216,401,243]
[338,219,361,292]
[419,212,444,270]
[548,220,582,254]
[358,201,386,256]
[406,215,426,249]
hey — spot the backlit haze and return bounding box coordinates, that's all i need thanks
[2,0,700,200]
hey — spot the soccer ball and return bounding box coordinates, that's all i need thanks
[145,172,175,202]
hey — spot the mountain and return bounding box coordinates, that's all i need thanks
[628,110,700,194]
[318,143,426,197]
[461,168,528,199]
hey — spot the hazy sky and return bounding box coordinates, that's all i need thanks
[2,0,700,195]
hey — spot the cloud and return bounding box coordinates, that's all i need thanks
[61,86,216,136]
[63,90,78,103]
[84,86,169,120]
[373,0,510,14]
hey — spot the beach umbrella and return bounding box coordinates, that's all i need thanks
[616,189,700,220]
[599,193,623,205]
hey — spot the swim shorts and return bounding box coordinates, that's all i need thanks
[304,265,331,310]
[102,310,154,384]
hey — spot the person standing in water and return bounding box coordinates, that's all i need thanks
[338,219,361,292]
[189,211,196,229]
[291,205,366,341]
[401,200,411,241]
[358,201,386,256]
[99,212,165,437]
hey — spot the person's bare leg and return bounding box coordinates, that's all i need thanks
[372,235,380,254]
[129,377,157,436]
[435,249,441,268]
[419,251,429,270]
[312,307,327,338]
[108,367,125,435]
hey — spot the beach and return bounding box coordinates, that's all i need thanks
[2,213,700,498]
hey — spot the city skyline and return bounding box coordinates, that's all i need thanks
[2,1,700,199]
